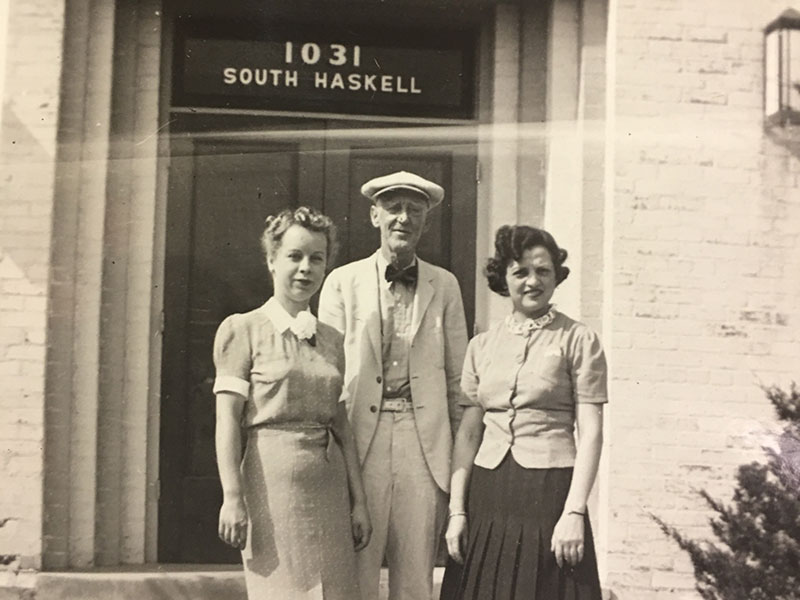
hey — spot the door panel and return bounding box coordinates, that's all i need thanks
[182,144,299,563]
[160,131,324,563]
[322,126,476,567]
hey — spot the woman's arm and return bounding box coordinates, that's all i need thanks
[550,403,604,567]
[216,392,248,550]
[331,403,372,551]
[445,406,485,563]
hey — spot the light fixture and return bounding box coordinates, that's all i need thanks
[765,8,800,126]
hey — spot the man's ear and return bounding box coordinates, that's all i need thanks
[422,215,431,233]
[369,203,380,228]
[421,208,432,233]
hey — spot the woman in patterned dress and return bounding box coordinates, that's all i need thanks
[213,206,371,599]
[440,225,606,600]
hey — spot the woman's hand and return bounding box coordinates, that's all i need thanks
[218,494,248,550]
[445,514,469,564]
[351,502,372,551]
[215,394,247,550]
[550,512,585,568]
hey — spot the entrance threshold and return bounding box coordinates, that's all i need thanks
[36,565,245,600]
[34,566,445,600]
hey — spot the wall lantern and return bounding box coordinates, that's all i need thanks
[764,8,800,126]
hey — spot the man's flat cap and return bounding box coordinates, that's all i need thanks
[360,171,444,207]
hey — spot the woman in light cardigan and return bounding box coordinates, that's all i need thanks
[440,225,606,600]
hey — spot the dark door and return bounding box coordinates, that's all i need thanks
[159,117,325,563]
[159,116,476,563]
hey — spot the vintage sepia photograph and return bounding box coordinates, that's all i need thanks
[1,0,799,599]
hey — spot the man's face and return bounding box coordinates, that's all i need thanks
[370,191,430,257]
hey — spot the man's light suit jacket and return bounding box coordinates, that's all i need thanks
[318,251,468,492]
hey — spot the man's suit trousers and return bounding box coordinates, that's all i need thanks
[357,411,447,600]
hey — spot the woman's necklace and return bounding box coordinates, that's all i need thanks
[505,308,556,336]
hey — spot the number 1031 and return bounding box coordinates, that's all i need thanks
[284,42,362,67]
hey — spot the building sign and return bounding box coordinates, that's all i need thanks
[173,20,477,119]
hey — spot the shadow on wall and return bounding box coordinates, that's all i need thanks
[765,125,800,158]
[0,102,56,285]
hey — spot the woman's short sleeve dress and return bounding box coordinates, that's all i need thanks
[213,301,358,600]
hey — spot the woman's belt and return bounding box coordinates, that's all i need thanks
[247,421,337,460]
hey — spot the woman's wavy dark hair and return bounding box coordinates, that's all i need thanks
[260,206,339,269]
[486,225,570,296]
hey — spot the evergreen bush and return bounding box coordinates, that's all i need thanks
[653,383,800,600]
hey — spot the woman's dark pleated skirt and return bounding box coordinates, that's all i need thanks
[439,454,602,600]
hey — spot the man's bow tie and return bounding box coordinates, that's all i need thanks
[385,263,418,286]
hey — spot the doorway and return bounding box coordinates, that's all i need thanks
[158,113,476,563]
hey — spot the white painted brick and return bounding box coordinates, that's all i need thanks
[0,360,22,376]
[5,344,44,361]
[0,0,67,578]
[609,2,800,598]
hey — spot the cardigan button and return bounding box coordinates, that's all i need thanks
[370,405,378,413]
[376,376,382,384]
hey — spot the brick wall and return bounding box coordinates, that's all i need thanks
[1,0,164,581]
[608,1,800,598]
[0,0,66,586]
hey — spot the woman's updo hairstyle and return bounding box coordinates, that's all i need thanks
[260,206,338,268]
[486,225,570,296]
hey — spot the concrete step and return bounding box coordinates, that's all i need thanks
[34,566,445,600]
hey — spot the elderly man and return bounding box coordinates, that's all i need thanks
[319,171,468,600]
